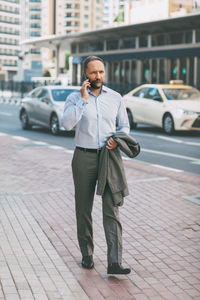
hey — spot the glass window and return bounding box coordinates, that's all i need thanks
[139,35,148,47]
[119,38,136,49]
[66,13,72,17]
[30,88,41,98]
[79,42,89,53]
[132,88,149,98]
[196,29,200,42]
[146,88,162,100]
[38,89,50,100]
[169,32,184,45]
[89,41,103,51]
[185,31,192,43]
[84,24,88,28]
[162,88,200,100]
[51,89,79,102]
[71,44,76,53]
[66,21,71,26]
[107,39,118,50]
[152,34,166,46]
[84,5,89,10]
[84,14,88,19]
[66,4,71,8]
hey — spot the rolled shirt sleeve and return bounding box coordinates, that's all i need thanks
[116,97,130,135]
[61,92,88,131]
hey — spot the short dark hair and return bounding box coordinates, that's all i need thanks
[83,56,104,72]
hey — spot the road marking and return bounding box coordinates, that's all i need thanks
[12,136,30,142]
[0,112,12,116]
[185,141,200,146]
[142,148,199,162]
[151,164,183,173]
[132,132,200,147]
[191,161,200,165]
[158,135,200,146]
[32,141,49,146]
[128,177,169,183]
[63,149,74,154]
[48,145,65,151]
[157,136,183,143]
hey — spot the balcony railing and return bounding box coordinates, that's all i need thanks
[0,8,20,14]
[0,53,18,56]
[0,42,19,46]
[0,31,20,35]
[0,20,20,25]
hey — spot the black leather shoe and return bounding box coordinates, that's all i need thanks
[107,263,131,275]
[81,255,94,269]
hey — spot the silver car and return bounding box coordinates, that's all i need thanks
[19,85,81,135]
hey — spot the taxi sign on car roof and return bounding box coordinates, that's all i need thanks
[169,80,184,85]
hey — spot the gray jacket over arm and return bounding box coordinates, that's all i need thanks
[96,132,140,206]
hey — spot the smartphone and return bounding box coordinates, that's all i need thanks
[83,73,88,81]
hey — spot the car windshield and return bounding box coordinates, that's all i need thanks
[51,89,79,101]
[162,88,200,101]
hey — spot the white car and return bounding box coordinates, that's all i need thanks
[19,85,81,135]
[123,81,200,134]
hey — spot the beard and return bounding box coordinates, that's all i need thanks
[90,79,103,90]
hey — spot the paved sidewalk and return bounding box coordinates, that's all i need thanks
[0,133,200,300]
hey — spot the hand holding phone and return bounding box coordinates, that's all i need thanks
[80,73,90,101]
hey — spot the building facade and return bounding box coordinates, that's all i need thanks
[70,14,200,93]
[103,0,125,27]
[0,0,20,80]
[123,0,200,25]
[56,0,104,35]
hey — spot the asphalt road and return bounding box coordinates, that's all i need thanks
[1,103,200,177]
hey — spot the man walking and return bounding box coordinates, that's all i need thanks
[62,56,131,274]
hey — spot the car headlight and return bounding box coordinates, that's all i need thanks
[175,108,197,116]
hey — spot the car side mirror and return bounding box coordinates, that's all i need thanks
[153,96,163,102]
[41,97,50,104]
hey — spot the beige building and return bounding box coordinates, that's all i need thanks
[21,0,104,81]
[169,0,200,15]
[124,0,200,24]
[0,0,20,80]
[56,0,104,35]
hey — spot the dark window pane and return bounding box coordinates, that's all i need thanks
[71,44,76,54]
[89,41,103,51]
[79,42,89,53]
[119,38,136,49]
[152,34,166,46]
[107,40,118,50]
[139,35,148,47]
[185,31,192,43]
[196,29,200,42]
[169,32,184,45]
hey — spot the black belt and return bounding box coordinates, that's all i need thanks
[76,146,102,153]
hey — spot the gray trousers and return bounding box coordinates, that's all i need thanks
[72,147,122,264]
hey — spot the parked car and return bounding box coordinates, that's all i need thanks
[123,81,200,134]
[19,85,81,135]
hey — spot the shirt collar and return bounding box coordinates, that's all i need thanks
[88,85,108,96]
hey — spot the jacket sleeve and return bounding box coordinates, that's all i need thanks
[61,92,88,131]
[116,97,130,134]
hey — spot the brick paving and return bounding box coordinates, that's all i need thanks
[0,133,200,300]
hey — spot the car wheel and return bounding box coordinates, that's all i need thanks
[127,109,137,129]
[50,114,59,135]
[163,114,174,134]
[20,110,31,130]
